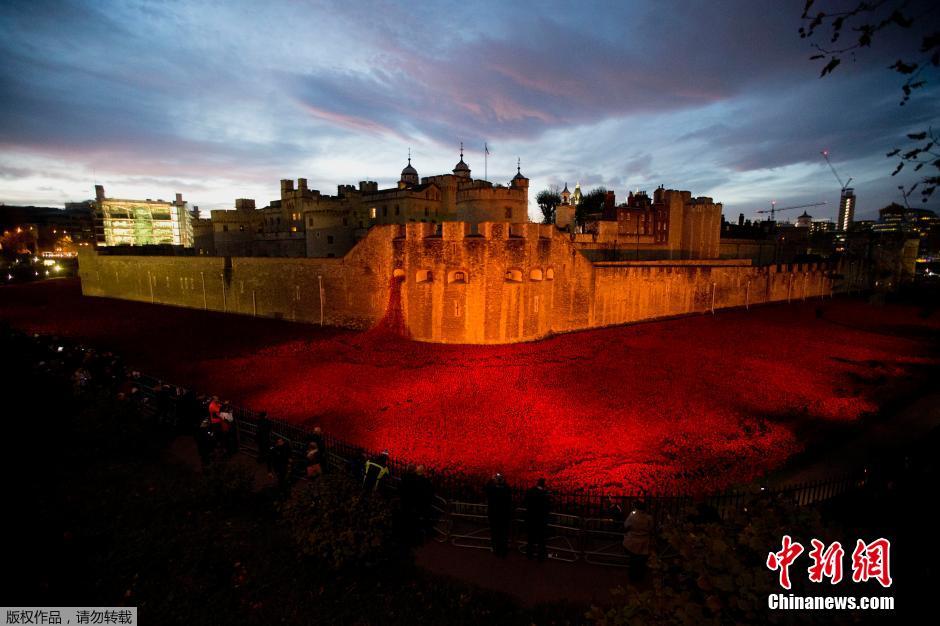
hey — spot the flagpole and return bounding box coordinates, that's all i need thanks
[484,143,488,182]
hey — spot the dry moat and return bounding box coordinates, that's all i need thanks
[2,278,937,493]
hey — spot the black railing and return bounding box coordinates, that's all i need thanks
[126,371,864,522]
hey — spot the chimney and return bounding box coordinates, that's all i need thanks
[603,190,616,219]
[175,193,183,204]
[95,185,105,201]
[298,178,308,191]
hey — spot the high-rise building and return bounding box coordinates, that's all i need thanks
[838,188,856,231]
[94,185,193,248]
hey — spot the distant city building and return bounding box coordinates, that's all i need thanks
[810,219,835,233]
[94,185,193,248]
[872,203,940,257]
[837,188,856,231]
[796,211,813,228]
[0,202,95,257]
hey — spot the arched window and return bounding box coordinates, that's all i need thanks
[448,269,468,284]
[416,269,433,283]
[505,268,523,283]
[393,268,405,279]
[530,268,543,281]
[545,267,555,280]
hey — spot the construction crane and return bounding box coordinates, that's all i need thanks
[755,201,827,221]
[821,150,853,192]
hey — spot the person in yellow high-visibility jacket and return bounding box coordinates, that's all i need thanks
[363,451,390,491]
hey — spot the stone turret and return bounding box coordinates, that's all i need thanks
[399,151,419,188]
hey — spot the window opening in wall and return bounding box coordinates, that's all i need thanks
[505,268,523,282]
[545,267,555,280]
[530,268,543,281]
[416,269,433,283]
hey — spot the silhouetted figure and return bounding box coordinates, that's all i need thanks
[304,441,322,478]
[486,473,513,557]
[194,418,215,468]
[269,437,293,495]
[524,478,551,561]
[348,451,367,481]
[400,465,434,544]
[623,499,654,583]
[255,412,271,464]
[219,403,237,457]
[308,426,327,473]
[363,451,390,492]
[178,389,201,432]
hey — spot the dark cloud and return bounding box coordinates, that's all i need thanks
[0,0,937,213]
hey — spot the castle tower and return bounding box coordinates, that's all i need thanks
[556,179,576,230]
[453,142,471,179]
[399,149,419,188]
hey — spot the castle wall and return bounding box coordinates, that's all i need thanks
[79,223,834,344]
[78,226,394,329]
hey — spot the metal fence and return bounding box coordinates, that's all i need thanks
[126,370,864,521]
[71,358,869,567]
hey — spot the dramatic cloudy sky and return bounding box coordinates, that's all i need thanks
[1,0,937,222]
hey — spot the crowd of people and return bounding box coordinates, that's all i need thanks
[3,324,659,578]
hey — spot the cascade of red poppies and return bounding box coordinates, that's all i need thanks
[367,274,409,339]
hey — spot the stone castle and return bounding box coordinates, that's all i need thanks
[79,225,834,345]
[78,153,835,344]
[207,147,528,259]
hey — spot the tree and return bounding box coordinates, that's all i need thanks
[536,188,561,225]
[577,187,608,226]
[588,494,840,625]
[800,0,939,202]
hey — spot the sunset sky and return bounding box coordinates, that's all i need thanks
[1,0,937,222]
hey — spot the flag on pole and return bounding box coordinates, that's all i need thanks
[485,142,489,155]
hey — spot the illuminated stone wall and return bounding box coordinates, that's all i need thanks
[79,223,834,344]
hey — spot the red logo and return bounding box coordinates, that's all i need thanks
[768,537,892,588]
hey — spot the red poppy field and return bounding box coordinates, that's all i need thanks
[2,278,937,493]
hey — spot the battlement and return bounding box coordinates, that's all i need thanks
[397,221,555,242]
[455,186,526,202]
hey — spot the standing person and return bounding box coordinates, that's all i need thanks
[400,465,434,544]
[194,419,215,468]
[178,389,200,432]
[362,451,390,492]
[268,437,293,495]
[255,412,271,464]
[304,442,322,479]
[623,499,655,583]
[219,403,237,457]
[524,478,551,561]
[208,395,222,432]
[308,426,327,473]
[485,473,513,557]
